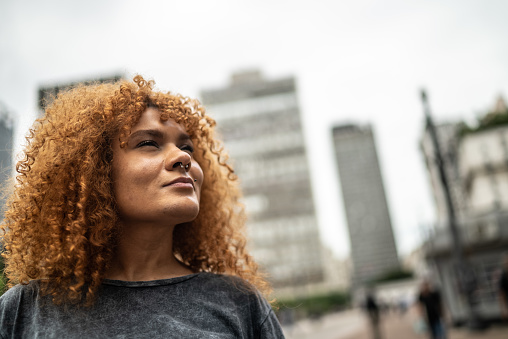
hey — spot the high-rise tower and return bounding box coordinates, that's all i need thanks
[201,70,325,293]
[332,124,399,286]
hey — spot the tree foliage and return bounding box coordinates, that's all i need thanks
[274,291,350,319]
[459,107,508,138]
[370,268,414,284]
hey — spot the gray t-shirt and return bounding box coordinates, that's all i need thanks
[0,272,285,338]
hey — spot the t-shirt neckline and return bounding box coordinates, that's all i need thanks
[102,272,201,287]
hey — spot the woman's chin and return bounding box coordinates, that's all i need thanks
[168,204,200,224]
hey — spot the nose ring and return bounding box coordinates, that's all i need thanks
[179,163,190,170]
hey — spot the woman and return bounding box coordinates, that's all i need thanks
[0,76,284,338]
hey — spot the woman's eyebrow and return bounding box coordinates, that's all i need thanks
[128,129,164,139]
[179,133,192,142]
[129,129,191,141]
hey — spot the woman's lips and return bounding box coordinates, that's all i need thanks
[168,182,194,188]
[164,177,194,189]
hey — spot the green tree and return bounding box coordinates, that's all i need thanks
[274,291,350,319]
[371,269,413,284]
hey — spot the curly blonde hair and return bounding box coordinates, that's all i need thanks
[1,75,269,305]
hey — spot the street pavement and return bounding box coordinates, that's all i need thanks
[282,309,364,339]
[282,307,508,339]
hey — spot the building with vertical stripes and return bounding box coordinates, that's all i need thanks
[201,70,325,295]
[332,124,399,286]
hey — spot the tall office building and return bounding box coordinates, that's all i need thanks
[0,103,14,220]
[201,70,325,293]
[332,124,399,286]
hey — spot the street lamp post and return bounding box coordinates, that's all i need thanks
[420,90,485,331]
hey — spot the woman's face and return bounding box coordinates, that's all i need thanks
[111,107,204,226]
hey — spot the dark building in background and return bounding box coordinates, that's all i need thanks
[0,103,14,220]
[38,74,123,113]
[201,70,326,296]
[332,124,400,287]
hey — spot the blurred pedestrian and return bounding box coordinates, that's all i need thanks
[499,253,508,321]
[364,290,383,339]
[398,297,408,315]
[418,280,446,339]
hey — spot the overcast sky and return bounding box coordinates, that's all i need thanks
[2,0,508,259]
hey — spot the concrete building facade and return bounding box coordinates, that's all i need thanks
[421,99,508,322]
[459,126,508,214]
[201,70,325,295]
[332,124,400,287]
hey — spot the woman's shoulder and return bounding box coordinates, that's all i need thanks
[0,281,41,337]
[194,273,284,338]
[0,281,41,319]
[195,272,258,294]
[194,272,271,310]
[0,281,40,306]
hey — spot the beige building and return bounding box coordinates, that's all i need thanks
[460,127,508,214]
[421,97,508,323]
[201,70,326,296]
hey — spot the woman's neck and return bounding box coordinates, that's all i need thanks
[105,221,193,281]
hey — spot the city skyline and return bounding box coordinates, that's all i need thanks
[2,0,508,259]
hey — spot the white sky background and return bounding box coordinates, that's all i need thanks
[1,0,508,259]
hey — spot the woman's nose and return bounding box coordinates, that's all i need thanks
[166,147,192,171]
[172,161,191,171]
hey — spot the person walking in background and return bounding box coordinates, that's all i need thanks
[418,280,446,339]
[499,253,508,321]
[364,290,382,339]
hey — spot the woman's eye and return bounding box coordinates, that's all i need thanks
[136,140,159,148]
[181,144,194,153]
